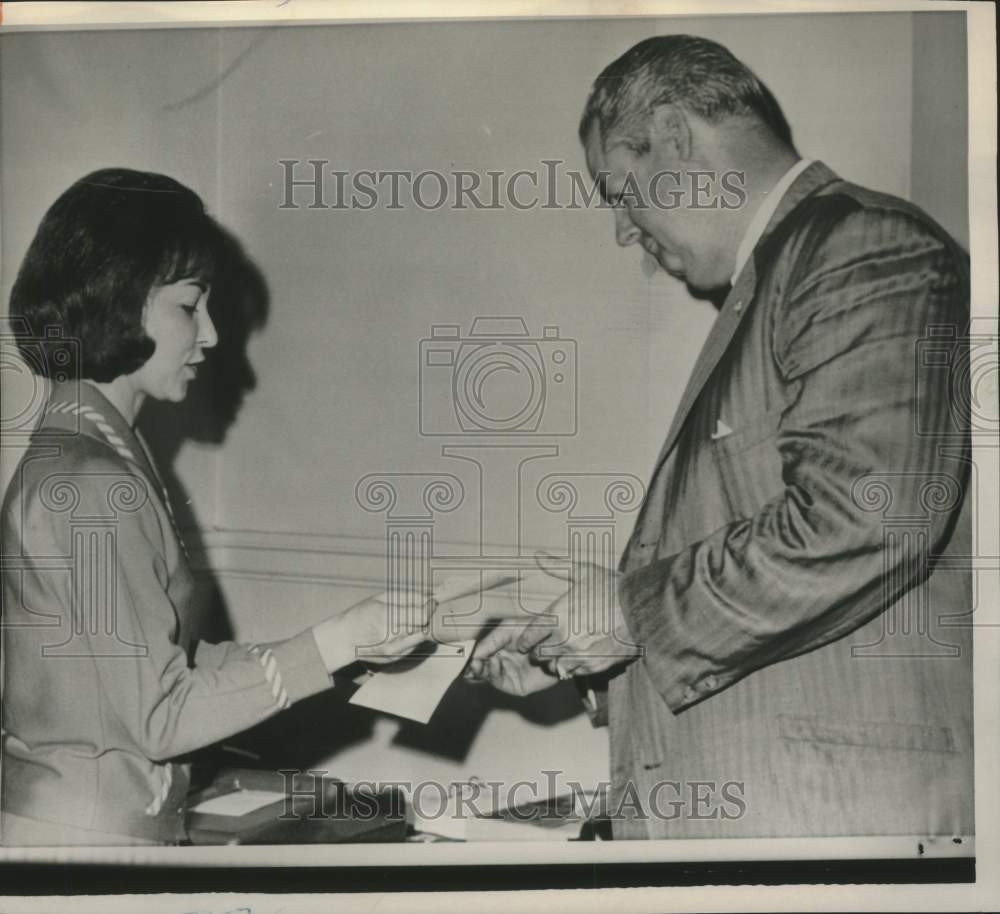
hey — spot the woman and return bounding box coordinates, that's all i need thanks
[1,168,432,846]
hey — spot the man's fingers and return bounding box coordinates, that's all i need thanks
[558,657,588,678]
[486,654,504,685]
[472,623,523,659]
[515,620,551,653]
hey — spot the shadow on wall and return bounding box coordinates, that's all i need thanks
[142,224,270,468]
[140,225,270,648]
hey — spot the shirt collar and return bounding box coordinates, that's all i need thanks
[730,157,814,285]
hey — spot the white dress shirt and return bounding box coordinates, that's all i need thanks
[730,158,814,285]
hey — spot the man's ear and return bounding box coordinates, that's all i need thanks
[648,104,692,161]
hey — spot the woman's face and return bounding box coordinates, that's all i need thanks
[132,278,218,403]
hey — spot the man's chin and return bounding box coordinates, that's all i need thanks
[675,264,732,295]
[684,276,731,306]
[646,254,727,299]
[658,256,700,286]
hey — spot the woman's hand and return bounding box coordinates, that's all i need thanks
[312,590,436,674]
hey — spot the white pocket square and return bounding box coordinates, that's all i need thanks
[711,419,734,440]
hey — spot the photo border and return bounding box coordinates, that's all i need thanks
[1,1,996,911]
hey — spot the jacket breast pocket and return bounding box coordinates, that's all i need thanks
[710,407,785,519]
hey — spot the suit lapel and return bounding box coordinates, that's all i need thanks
[647,161,841,476]
[651,266,756,474]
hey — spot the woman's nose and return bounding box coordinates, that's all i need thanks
[614,207,641,247]
[198,309,219,350]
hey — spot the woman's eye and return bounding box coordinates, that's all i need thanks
[180,304,198,315]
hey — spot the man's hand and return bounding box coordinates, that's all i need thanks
[514,553,642,677]
[465,624,559,696]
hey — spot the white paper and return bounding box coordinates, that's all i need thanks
[188,789,287,817]
[348,640,475,724]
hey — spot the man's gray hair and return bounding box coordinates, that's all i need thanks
[580,35,794,153]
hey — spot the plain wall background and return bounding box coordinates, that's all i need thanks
[0,12,968,792]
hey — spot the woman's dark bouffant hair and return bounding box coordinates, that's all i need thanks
[10,168,228,382]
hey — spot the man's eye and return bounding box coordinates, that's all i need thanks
[180,304,198,315]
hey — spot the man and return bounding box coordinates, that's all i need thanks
[467,35,972,840]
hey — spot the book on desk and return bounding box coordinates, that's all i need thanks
[185,767,408,845]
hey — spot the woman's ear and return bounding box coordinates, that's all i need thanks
[139,286,156,328]
[648,103,692,161]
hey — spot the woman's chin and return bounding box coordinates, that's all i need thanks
[161,382,192,404]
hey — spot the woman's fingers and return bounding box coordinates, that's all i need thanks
[371,589,436,633]
[473,623,522,658]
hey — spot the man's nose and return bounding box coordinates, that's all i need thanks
[614,207,641,247]
[198,309,219,350]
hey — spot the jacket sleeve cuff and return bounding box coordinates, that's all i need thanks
[618,560,729,714]
[260,629,334,704]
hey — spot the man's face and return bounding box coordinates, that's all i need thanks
[584,120,733,292]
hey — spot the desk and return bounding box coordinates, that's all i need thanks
[186,767,604,844]
[186,767,407,845]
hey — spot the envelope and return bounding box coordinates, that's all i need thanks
[348,640,475,724]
